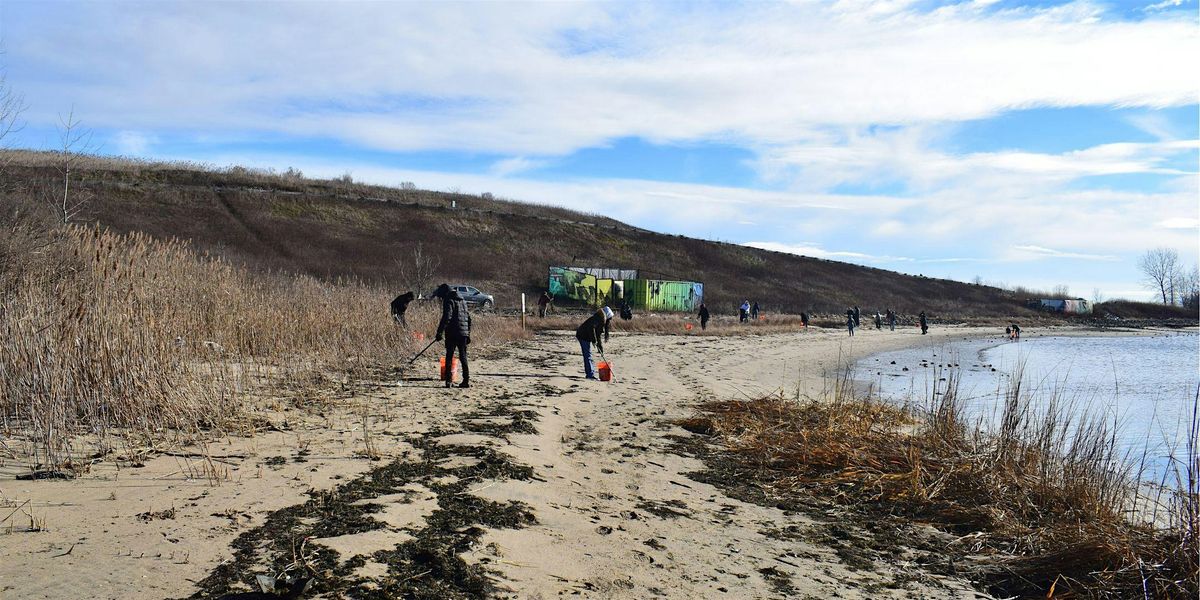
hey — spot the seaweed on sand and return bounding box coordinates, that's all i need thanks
[186,409,539,600]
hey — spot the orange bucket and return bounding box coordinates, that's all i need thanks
[597,361,613,382]
[413,332,426,341]
[685,323,694,331]
[439,357,459,379]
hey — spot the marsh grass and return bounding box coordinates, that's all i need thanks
[0,226,528,470]
[688,371,1199,598]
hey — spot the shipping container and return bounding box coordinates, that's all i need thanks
[623,279,703,312]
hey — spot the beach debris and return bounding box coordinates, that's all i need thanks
[15,470,74,481]
[217,574,312,599]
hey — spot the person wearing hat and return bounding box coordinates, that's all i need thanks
[433,283,472,388]
[576,306,613,380]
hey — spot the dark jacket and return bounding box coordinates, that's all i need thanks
[437,291,471,340]
[390,292,414,320]
[698,305,710,322]
[575,310,610,351]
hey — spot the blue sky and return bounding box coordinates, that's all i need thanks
[1,0,1197,300]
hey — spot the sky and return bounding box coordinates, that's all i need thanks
[1,0,1197,301]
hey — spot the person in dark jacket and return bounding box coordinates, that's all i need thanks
[433,283,472,388]
[800,312,809,328]
[750,302,760,320]
[698,303,710,330]
[576,306,613,380]
[874,311,882,330]
[537,291,552,318]
[919,311,928,335]
[887,309,896,331]
[619,300,633,320]
[390,291,415,326]
[853,306,861,329]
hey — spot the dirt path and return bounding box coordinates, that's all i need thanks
[1,326,998,599]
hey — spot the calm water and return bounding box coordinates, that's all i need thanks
[858,332,1199,481]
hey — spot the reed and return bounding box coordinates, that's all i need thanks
[687,372,1199,598]
[0,225,528,469]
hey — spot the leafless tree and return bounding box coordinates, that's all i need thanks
[1139,247,1183,304]
[1052,284,1070,299]
[0,68,28,170]
[395,243,441,297]
[1182,265,1199,311]
[54,106,97,223]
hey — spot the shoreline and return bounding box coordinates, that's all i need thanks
[1,324,1189,599]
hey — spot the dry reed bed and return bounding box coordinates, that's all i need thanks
[0,226,528,469]
[683,376,1199,599]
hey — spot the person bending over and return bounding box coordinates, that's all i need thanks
[576,306,613,380]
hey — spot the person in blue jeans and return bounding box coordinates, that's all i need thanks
[576,306,613,379]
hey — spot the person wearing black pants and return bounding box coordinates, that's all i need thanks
[433,283,472,388]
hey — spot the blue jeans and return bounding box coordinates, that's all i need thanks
[579,338,595,378]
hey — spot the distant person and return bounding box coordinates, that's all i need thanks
[874,312,882,330]
[390,291,415,326]
[433,283,472,388]
[537,291,552,318]
[853,306,861,329]
[698,303,710,330]
[1005,325,1012,339]
[800,312,809,328]
[887,309,896,331]
[620,300,633,320]
[919,311,928,335]
[739,300,750,323]
[576,306,613,380]
[847,312,855,336]
[751,302,760,320]
[1011,323,1021,341]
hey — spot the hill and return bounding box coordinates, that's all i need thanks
[1,151,1059,317]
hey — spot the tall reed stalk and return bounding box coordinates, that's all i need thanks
[0,226,527,468]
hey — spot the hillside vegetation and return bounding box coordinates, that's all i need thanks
[3,151,1041,318]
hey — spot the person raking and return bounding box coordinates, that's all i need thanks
[576,306,613,380]
[433,283,472,388]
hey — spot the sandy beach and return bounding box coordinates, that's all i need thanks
[1,323,1101,599]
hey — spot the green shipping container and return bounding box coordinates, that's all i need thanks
[623,279,703,312]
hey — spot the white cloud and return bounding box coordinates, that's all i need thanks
[1157,217,1200,229]
[7,2,1197,155]
[1145,0,1186,12]
[744,241,915,263]
[490,156,548,177]
[1009,245,1120,261]
[111,130,154,156]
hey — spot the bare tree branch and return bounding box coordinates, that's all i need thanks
[54,105,98,223]
[1138,247,1182,305]
[395,243,441,297]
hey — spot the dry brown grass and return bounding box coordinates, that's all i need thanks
[686,373,1199,599]
[0,225,528,470]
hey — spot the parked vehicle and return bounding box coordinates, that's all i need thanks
[436,284,494,309]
